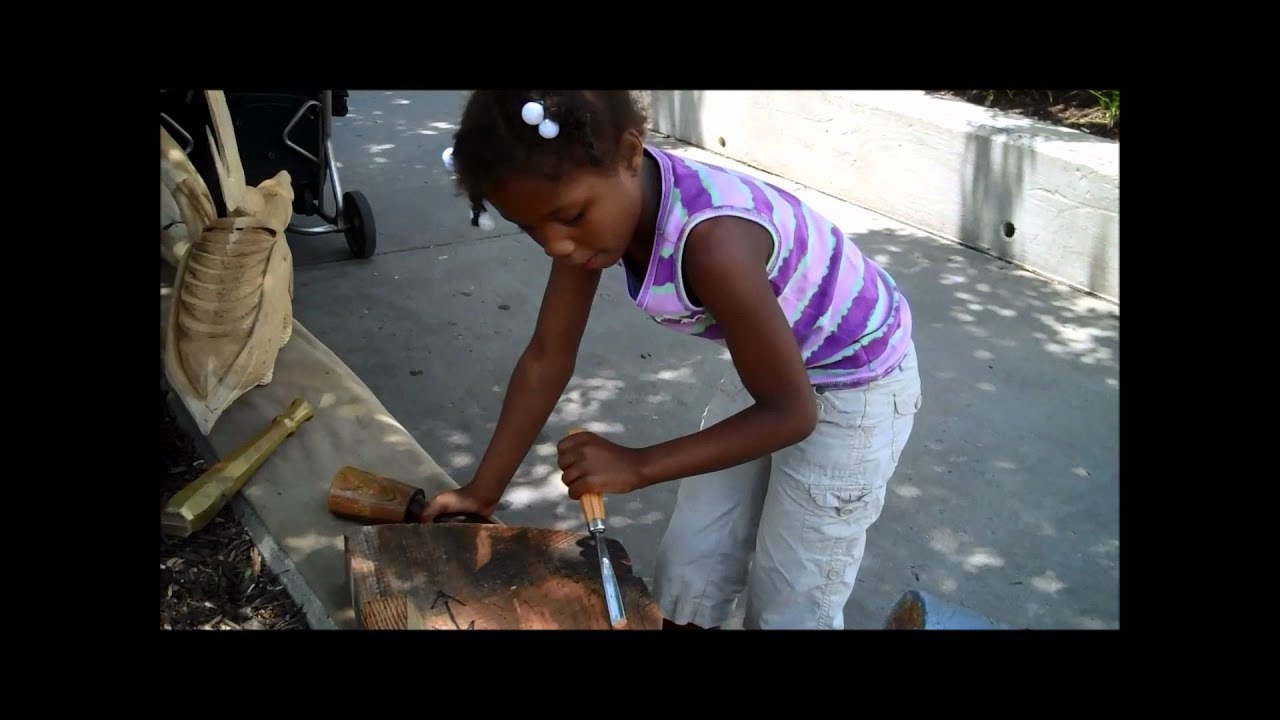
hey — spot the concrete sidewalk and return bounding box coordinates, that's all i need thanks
[278,91,1118,629]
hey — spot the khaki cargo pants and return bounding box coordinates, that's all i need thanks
[653,342,922,630]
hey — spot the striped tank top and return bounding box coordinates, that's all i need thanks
[623,144,913,391]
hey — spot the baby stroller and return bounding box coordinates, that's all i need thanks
[160,90,377,259]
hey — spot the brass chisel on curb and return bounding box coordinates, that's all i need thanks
[566,427,627,629]
[162,397,315,537]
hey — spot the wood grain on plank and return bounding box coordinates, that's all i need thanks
[361,595,408,630]
[345,523,661,630]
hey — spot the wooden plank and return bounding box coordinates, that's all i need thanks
[361,595,408,630]
[345,524,662,630]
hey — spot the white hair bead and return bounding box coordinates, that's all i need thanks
[521,101,545,126]
[441,146,455,171]
[538,119,560,139]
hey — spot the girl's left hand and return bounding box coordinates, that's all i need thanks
[558,431,650,498]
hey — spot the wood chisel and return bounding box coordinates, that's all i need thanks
[161,397,314,537]
[566,427,627,629]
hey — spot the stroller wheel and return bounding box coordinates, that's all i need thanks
[342,190,377,259]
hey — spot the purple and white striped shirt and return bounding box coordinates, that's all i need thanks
[623,145,913,390]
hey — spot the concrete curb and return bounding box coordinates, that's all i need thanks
[640,90,1119,304]
[228,495,339,630]
[161,379,339,630]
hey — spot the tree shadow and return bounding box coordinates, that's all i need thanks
[961,130,1032,263]
[642,89,1119,303]
[643,90,707,149]
[956,102,1118,302]
[826,219,1119,629]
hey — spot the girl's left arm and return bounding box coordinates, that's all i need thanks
[559,215,817,497]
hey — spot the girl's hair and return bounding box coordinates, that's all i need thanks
[449,91,648,222]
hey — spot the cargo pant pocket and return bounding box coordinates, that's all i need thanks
[801,483,882,628]
[891,387,922,465]
[805,483,883,538]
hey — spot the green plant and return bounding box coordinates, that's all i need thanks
[1089,90,1119,128]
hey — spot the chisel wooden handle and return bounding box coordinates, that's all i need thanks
[581,492,605,529]
[564,427,626,628]
[565,426,606,532]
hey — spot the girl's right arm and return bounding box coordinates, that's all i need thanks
[425,260,600,517]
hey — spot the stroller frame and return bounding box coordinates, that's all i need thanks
[281,91,376,258]
[160,90,377,259]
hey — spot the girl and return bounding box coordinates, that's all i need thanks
[422,91,923,630]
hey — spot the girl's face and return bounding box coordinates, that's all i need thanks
[485,132,647,271]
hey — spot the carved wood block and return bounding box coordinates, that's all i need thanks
[345,523,663,630]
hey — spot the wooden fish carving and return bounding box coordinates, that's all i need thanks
[163,91,297,435]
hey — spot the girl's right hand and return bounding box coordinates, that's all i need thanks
[419,484,499,523]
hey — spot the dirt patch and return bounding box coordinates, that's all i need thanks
[160,390,307,630]
[928,90,1119,142]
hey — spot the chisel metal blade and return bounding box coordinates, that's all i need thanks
[566,428,630,629]
[594,531,627,629]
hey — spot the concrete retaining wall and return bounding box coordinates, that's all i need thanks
[639,91,1119,303]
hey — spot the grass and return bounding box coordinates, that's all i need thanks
[930,90,1120,141]
[1088,90,1119,129]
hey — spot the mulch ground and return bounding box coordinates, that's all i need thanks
[928,90,1119,142]
[160,390,308,630]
